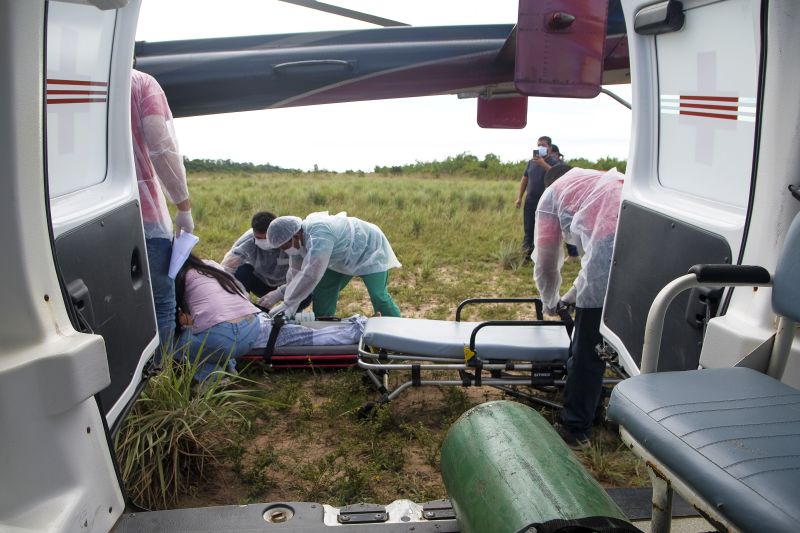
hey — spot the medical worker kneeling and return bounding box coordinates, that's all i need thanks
[261,213,402,318]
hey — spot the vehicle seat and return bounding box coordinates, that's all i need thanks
[608,210,800,532]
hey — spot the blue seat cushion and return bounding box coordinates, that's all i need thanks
[608,367,800,532]
[362,317,570,362]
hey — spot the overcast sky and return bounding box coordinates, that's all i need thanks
[136,0,632,172]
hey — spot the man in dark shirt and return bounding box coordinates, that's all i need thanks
[516,136,558,258]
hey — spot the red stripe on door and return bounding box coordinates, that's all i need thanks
[679,95,738,103]
[47,89,108,96]
[47,78,109,87]
[679,110,738,120]
[47,98,108,104]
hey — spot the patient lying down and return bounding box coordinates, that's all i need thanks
[254,313,367,348]
[174,253,365,382]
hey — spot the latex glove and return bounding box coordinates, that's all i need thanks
[175,209,194,237]
[561,286,577,305]
[543,305,558,317]
[269,302,288,318]
[258,289,282,309]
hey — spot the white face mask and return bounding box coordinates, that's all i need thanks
[254,238,271,251]
[284,246,302,256]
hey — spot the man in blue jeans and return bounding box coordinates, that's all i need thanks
[131,69,194,353]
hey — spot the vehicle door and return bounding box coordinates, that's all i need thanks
[47,0,155,428]
[602,0,762,374]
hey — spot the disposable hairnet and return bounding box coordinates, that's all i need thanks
[266,216,302,248]
[533,168,624,310]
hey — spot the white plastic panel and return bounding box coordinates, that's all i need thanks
[46,1,116,197]
[656,0,759,208]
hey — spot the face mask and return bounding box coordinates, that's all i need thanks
[284,246,302,256]
[254,238,270,250]
[537,146,548,157]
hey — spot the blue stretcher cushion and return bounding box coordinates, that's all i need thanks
[607,367,800,532]
[362,317,571,362]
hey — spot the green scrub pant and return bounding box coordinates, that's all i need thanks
[312,269,401,317]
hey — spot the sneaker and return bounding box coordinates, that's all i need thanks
[553,423,590,449]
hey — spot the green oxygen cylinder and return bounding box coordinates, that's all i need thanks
[440,400,627,533]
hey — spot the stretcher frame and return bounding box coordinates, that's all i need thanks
[358,298,581,409]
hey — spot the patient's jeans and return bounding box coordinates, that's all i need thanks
[313,269,400,317]
[175,313,261,382]
[559,307,605,437]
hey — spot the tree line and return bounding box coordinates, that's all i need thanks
[184,153,627,177]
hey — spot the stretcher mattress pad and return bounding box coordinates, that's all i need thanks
[362,317,570,362]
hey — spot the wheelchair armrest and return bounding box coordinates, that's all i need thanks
[688,264,771,284]
[456,298,544,322]
[641,268,773,374]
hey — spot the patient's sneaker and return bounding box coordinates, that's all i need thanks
[553,423,590,450]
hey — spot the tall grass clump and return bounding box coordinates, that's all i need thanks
[495,240,526,271]
[114,354,277,509]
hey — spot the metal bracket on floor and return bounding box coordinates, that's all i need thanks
[337,503,388,524]
[422,499,456,520]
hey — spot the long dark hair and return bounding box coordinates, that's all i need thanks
[175,253,246,321]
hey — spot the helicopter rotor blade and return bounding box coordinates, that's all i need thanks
[277,0,409,27]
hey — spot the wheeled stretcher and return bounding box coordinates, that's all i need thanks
[241,314,364,369]
[358,298,577,408]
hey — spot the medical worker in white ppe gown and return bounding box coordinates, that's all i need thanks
[260,213,402,318]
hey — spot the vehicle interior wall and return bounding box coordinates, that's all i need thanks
[0,1,125,531]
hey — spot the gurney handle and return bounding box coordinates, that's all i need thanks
[456,298,544,322]
[468,320,569,353]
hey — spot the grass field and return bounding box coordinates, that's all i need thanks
[117,171,648,510]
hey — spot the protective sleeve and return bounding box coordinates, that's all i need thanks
[220,250,244,273]
[141,115,189,205]
[532,211,564,311]
[282,251,330,313]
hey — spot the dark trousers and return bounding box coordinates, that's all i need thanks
[559,307,605,437]
[234,263,312,310]
[234,264,271,297]
[522,199,537,253]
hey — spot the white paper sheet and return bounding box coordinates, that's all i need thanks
[168,232,200,279]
